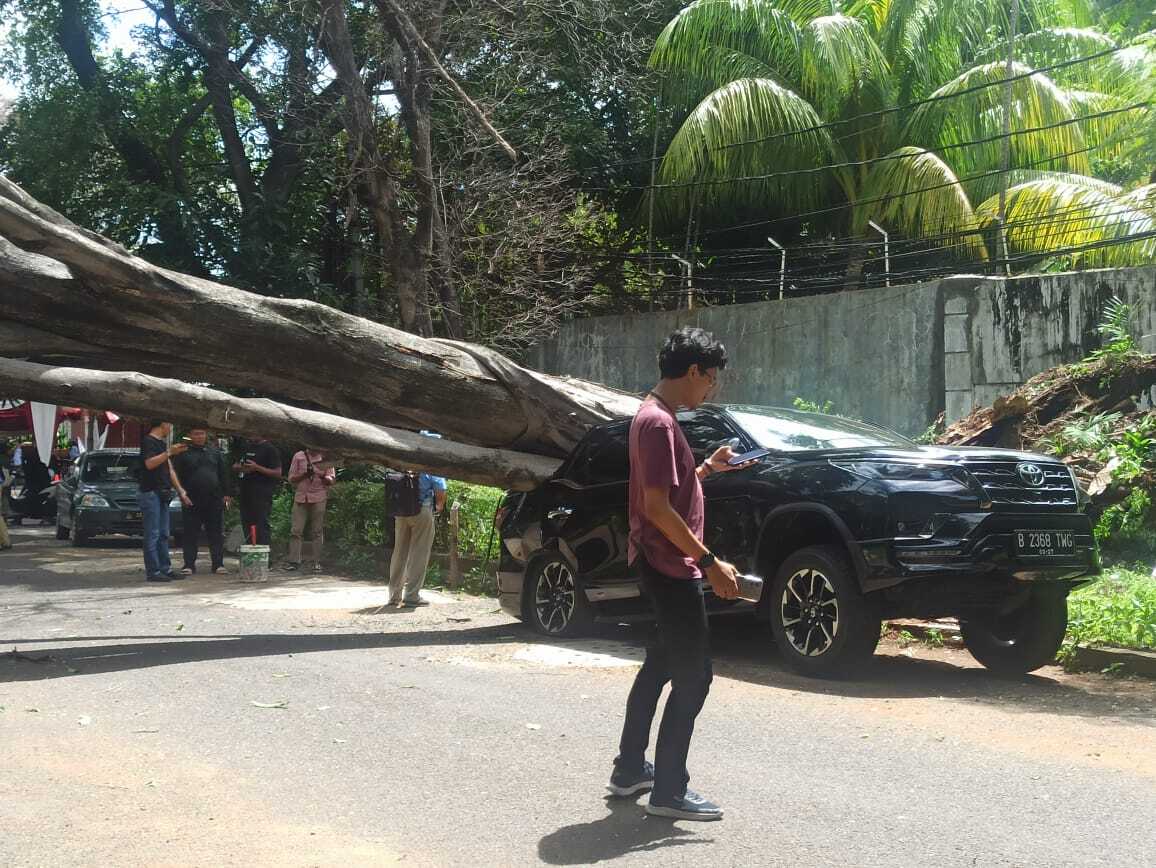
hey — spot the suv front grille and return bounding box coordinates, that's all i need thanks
[962,460,1078,508]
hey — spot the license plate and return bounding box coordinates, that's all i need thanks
[125,511,143,521]
[1014,529,1075,558]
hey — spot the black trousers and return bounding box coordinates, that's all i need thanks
[181,496,224,570]
[615,556,713,803]
[239,488,273,546]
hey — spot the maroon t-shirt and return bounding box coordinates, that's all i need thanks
[628,398,704,579]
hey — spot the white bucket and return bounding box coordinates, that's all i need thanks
[238,545,270,582]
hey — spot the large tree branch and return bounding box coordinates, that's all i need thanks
[0,176,639,456]
[0,357,560,490]
[373,0,517,162]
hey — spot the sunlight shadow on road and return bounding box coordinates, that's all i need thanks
[537,797,711,865]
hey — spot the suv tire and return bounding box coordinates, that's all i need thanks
[960,589,1068,675]
[70,524,91,547]
[769,545,881,678]
[524,553,593,638]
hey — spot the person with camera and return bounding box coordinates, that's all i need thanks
[233,436,281,545]
[606,327,751,822]
[139,420,190,583]
[282,447,336,573]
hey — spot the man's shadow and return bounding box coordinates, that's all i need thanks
[537,797,712,865]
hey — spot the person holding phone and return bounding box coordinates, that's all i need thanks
[138,420,190,582]
[172,427,232,575]
[282,447,336,573]
[232,436,281,546]
[607,326,751,821]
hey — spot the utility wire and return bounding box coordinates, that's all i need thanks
[571,44,1139,176]
[578,102,1148,193]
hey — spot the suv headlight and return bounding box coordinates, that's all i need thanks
[830,460,967,482]
[78,493,111,508]
[169,494,183,508]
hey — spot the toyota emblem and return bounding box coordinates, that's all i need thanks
[1017,463,1046,487]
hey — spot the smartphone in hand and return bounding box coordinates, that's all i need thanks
[728,447,772,466]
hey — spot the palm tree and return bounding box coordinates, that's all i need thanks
[648,0,1156,281]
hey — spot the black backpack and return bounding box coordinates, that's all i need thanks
[385,470,422,517]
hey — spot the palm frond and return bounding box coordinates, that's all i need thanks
[975,179,1156,266]
[967,168,1121,204]
[855,147,987,258]
[656,77,840,225]
[903,61,1089,178]
[649,0,806,106]
[799,14,891,118]
[1116,184,1156,219]
[970,28,1117,88]
[1061,89,1142,158]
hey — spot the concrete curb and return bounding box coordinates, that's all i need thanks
[1068,645,1156,678]
[885,619,1156,679]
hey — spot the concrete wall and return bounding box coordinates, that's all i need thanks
[528,266,1156,435]
[944,267,1156,423]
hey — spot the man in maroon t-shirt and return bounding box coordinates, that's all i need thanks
[607,326,750,821]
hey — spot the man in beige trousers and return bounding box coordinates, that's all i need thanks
[283,448,336,573]
[388,468,447,607]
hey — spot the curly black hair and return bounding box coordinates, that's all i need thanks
[657,326,728,379]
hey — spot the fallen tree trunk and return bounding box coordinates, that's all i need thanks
[0,357,561,490]
[0,175,639,458]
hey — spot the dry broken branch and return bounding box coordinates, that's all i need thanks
[0,358,561,490]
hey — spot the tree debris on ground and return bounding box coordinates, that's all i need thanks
[939,352,1156,506]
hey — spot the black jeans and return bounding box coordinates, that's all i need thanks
[182,496,224,571]
[615,556,713,803]
[239,488,273,546]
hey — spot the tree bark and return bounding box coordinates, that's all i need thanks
[0,358,561,490]
[0,175,639,459]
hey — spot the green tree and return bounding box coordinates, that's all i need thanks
[649,0,1156,279]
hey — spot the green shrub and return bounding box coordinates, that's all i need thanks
[792,397,835,415]
[433,480,504,560]
[1063,565,1156,656]
[1094,489,1156,563]
[263,477,503,577]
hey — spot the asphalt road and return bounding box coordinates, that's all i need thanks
[2,525,1154,868]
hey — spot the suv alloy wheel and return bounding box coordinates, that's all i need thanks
[524,553,593,637]
[769,545,881,677]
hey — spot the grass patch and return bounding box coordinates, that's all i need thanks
[1062,565,1156,659]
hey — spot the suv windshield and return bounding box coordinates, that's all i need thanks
[726,406,915,452]
[81,454,139,484]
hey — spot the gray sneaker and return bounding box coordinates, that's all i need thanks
[607,761,655,797]
[645,790,723,821]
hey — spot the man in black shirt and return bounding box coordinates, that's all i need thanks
[173,427,232,575]
[233,437,281,545]
[139,420,190,582]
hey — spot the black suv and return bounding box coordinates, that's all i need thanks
[497,405,1100,677]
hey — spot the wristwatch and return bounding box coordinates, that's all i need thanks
[696,551,717,571]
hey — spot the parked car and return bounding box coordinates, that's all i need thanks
[497,404,1101,677]
[55,449,183,546]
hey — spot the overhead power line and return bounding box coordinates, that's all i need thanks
[579,102,1148,193]
[574,43,1139,176]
